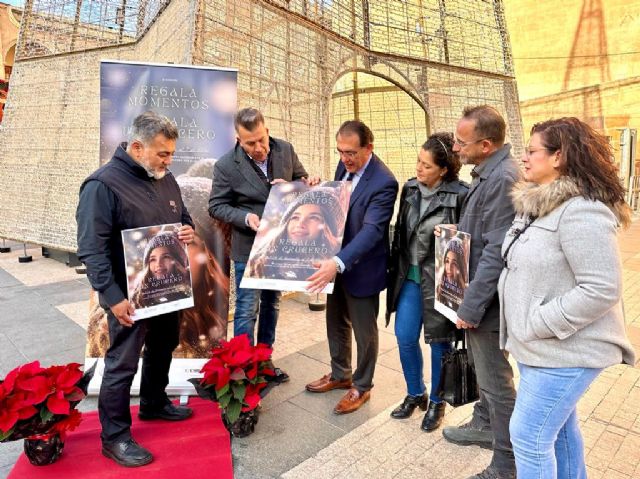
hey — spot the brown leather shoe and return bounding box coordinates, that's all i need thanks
[306,374,352,393]
[333,388,371,415]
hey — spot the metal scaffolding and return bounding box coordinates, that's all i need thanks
[2,0,523,250]
[16,0,522,183]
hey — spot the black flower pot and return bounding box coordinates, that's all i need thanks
[23,434,64,466]
[222,409,259,438]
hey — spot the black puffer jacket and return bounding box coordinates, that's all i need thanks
[386,178,468,343]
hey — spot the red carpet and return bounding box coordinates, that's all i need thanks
[8,398,233,479]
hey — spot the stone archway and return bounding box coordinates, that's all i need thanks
[4,43,15,79]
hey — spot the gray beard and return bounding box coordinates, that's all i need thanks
[145,168,166,180]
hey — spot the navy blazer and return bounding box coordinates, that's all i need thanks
[335,154,399,297]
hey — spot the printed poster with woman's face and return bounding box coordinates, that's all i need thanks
[122,223,195,320]
[434,226,471,323]
[241,181,351,294]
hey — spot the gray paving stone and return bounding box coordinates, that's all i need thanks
[288,362,407,432]
[0,333,27,376]
[0,438,22,479]
[30,279,92,306]
[5,315,87,364]
[0,269,20,288]
[260,351,335,412]
[232,401,344,479]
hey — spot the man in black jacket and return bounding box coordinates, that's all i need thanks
[209,108,317,382]
[77,111,195,468]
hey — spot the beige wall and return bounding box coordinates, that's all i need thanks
[504,0,640,101]
[504,0,640,172]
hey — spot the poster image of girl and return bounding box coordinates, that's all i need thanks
[123,224,194,320]
[434,228,470,321]
[242,181,351,293]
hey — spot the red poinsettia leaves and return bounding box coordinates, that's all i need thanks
[0,410,19,433]
[0,361,88,440]
[245,362,258,380]
[0,368,19,395]
[17,361,45,377]
[16,404,38,420]
[228,350,252,368]
[253,343,273,362]
[17,375,52,404]
[51,364,83,392]
[51,409,82,436]
[241,392,261,412]
[46,391,70,415]
[241,382,268,412]
[261,368,276,377]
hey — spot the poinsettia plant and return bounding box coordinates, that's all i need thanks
[0,361,94,442]
[189,334,274,424]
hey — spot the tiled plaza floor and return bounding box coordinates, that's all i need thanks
[1,217,639,478]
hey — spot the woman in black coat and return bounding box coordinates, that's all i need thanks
[386,132,468,431]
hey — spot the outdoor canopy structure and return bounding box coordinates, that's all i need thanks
[0,0,523,251]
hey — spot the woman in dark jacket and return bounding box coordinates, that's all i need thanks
[386,132,468,431]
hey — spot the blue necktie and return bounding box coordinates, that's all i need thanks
[346,172,355,181]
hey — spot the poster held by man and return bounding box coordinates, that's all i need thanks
[241,181,351,293]
[434,226,470,322]
[122,223,194,320]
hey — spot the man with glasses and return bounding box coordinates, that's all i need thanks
[305,120,398,414]
[440,105,521,479]
[208,107,317,383]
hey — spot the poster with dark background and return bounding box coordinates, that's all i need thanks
[241,181,351,294]
[86,62,236,395]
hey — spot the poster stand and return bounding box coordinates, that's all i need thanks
[18,243,32,263]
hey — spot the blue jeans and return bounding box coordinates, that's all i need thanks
[510,363,602,479]
[394,280,451,402]
[233,262,281,347]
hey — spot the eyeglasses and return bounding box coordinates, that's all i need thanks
[453,136,488,148]
[336,148,360,159]
[524,147,550,158]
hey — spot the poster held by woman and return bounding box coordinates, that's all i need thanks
[434,227,470,322]
[122,223,194,320]
[241,181,351,293]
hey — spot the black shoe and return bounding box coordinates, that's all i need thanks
[102,438,152,468]
[138,403,193,421]
[390,394,429,419]
[266,367,290,384]
[420,401,446,432]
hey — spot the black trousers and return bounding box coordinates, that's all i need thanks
[98,311,180,444]
[326,275,379,392]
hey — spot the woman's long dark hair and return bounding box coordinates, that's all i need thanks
[531,118,631,227]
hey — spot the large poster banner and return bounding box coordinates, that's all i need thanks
[240,181,351,294]
[434,226,471,323]
[86,61,236,395]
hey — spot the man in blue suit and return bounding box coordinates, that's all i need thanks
[306,120,398,414]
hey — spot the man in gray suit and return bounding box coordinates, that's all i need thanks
[440,106,520,479]
[208,108,315,383]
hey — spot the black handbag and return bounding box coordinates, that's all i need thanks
[436,336,480,407]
